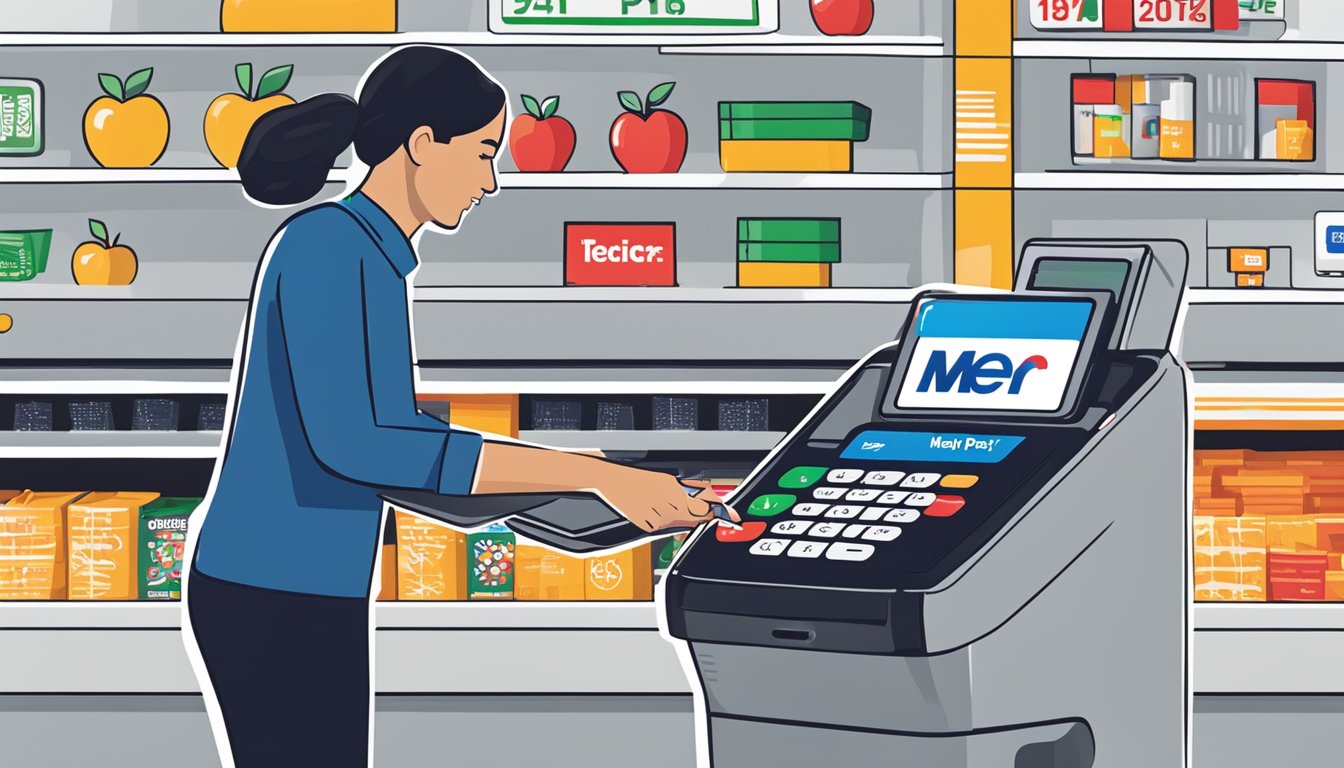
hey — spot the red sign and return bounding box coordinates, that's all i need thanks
[564,222,677,286]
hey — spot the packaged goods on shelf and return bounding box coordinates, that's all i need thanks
[738,262,832,288]
[1070,74,1197,163]
[1268,550,1328,602]
[515,545,586,601]
[653,396,698,431]
[738,218,841,244]
[68,491,160,601]
[0,78,43,156]
[14,401,53,432]
[0,229,51,282]
[421,395,519,438]
[1313,517,1344,551]
[394,509,466,601]
[585,542,653,601]
[68,401,114,431]
[596,402,635,431]
[220,0,395,31]
[532,400,582,431]
[197,403,227,432]
[1266,516,1316,550]
[138,497,198,600]
[0,490,83,600]
[1197,450,1250,467]
[718,398,769,432]
[1193,515,1266,602]
[720,140,853,173]
[718,102,868,172]
[737,242,842,263]
[468,525,515,600]
[132,398,180,431]
[1257,79,1315,161]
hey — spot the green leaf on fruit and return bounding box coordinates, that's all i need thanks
[618,90,643,115]
[256,65,293,99]
[646,82,676,109]
[123,68,153,99]
[88,219,109,246]
[97,73,124,102]
[235,63,253,99]
[520,94,542,119]
[541,96,560,119]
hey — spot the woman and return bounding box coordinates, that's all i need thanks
[185,46,732,768]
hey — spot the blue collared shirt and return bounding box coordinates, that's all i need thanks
[194,193,483,598]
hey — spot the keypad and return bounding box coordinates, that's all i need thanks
[733,464,976,563]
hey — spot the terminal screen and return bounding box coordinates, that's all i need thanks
[1029,258,1130,299]
[894,297,1096,413]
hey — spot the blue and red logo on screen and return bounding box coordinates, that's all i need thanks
[917,350,1049,395]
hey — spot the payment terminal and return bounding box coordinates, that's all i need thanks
[663,240,1190,768]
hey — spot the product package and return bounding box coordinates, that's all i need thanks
[1092,105,1129,159]
[585,542,653,600]
[394,508,467,601]
[0,78,43,156]
[1267,550,1328,601]
[1160,81,1196,160]
[718,398,769,432]
[531,400,582,430]
[737,262,832,287]
[737,217,840,287]
[0,490,82,600]
[1257,79,1315,161]
[68,491,160,600]
[197,403,227,431]
[468,524,516,600]
[138,497,199,600]
[719,101,869,172]
[220,0,394,31]
[596,402,635,431]
[1193,514,1266,602]
[69,401,114,431]
[653,396,698,431]
[418,395,519,437]
[132,398,180,431]
[0,229,51,282]
[14,401,53,432]
[515,544,587,601]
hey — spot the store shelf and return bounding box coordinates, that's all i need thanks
[516,430,784,452]
[496,172,951,191]
[0,368,232,395]
[0,263,259,301]
[1194,604,1344,694]
[1016,172,1344,191]
[1183,300,1344,369]
[416,366,845,395]
[0,168,255,184]
[414,286,919,303]
[0,431,221,459]
[1015,39,1344,61]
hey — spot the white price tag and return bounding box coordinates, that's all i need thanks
[1134,0,1212,29]
[490,0,774,34]
[1029,0,1103,30]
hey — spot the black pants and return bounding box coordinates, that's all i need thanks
[187,568,371,768]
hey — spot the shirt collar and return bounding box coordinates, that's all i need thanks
[341,192,419,279]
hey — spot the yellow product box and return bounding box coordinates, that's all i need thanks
[220,0,395,32]
[0,490,84,600]
[585,543,653,601]
[394,509,467,601]
[1267,516,1317,551]
[719,140,852,173]
[418,394,519,438]
[515,545,587,601]
[1236,274,1264,288]
[1193,515,1267,602]
[1229,248,1269,274]
[67,491,160,601]
[1277,119,1314,161]
[1092,108,1129,159]
[738,262,832,288]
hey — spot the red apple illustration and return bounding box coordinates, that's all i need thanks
[810,0,874,36]
[610,81,687,174]
[509,94,576,172]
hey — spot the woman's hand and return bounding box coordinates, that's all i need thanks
[597,468,739,533]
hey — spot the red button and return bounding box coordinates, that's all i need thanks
[925,495,965,518]
[716,521,766,543]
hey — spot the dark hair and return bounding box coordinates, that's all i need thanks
[238,46,507,206]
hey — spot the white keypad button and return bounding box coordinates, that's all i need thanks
[841,524,867,539]
[825,505,863,519]
[792,503,829,517]
[861,526,902,542]
[827,469,865,484]
[813,487,846,500]
[901,473,941,489]
[787,540,828,558]
[860,506,890,521]
[810,523,844,539]
[772,520,812,536]
[877,491,910,505]
[906,493,936,507]
[885,508,921,524]
[749,539,789,556]
[827,543,875,562]
[845,489,881,502]
[862,471,904,486]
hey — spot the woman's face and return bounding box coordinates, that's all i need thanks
[411,107,507,230]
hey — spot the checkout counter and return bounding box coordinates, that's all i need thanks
[664,240,1192,768]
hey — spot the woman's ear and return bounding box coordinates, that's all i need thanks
[405,125,438,167]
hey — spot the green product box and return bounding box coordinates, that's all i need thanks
[738,218,840,243]
[720,117,870,142]
[738,241,842,263]
[467,524,515,599]
[719,101,872,124]
[138,497,201,600]
[0,229,52,282]
[0,78,43,156]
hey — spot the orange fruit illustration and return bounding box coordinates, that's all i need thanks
[72,218,138,286]
[83,68,169,168]
[204,63,297,169]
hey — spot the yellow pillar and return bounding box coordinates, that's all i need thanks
[953,0,1015,290]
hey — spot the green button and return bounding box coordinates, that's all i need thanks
[748,494,797,517]
[778,466,828,489]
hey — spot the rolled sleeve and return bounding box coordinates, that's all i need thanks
[438,429,484,496]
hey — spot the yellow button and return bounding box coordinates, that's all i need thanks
[0,313,11,333]
[941,474,979,489]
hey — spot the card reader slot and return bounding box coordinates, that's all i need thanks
[675,580,892,624]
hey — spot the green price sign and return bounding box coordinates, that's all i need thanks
[490,0,773,33]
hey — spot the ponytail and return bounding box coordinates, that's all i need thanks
[237,46,506,208]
